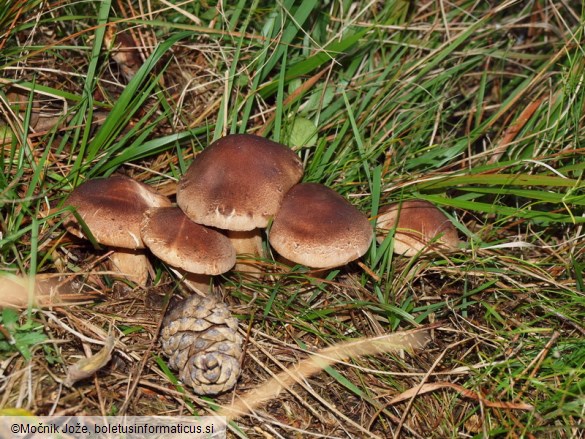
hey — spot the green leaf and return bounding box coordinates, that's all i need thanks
[1,308,19,328]
[13,331,46,361]
[285,116,318,148]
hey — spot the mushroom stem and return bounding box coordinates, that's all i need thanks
[109,249,151,287]
[169,267,212,296]
[275,254,330,284]
[227,229,264,277]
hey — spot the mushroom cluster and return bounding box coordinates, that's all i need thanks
[176,133,304,275]
[64,134,377,287]
[64,133,460,396]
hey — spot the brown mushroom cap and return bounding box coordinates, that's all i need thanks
[176,134,304,231]
[269,183,373,269]
[140,207,236,275]
[376,200,460,256]
[63,175,171,249]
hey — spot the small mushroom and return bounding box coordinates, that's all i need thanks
[177,134,304,276]
[63,175,171,286]
[376,199,460,256]
[269,183,373,271]
[140,207,236,294]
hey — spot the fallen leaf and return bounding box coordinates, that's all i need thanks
[64,334,116,387]
[0,273,98,308]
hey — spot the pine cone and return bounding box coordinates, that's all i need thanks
[160,294,243,395]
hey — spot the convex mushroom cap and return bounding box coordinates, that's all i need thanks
[64,175,171,249]
[269,183,373,269]
[376,200,460,256]
[176,134,304,231]
[63,175,171,286]
[140,207,236,276]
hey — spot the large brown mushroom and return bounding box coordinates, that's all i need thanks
[63,175,171,285]
[269,183,373,271]
[376,199,460,256]
[176,134,304,275]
